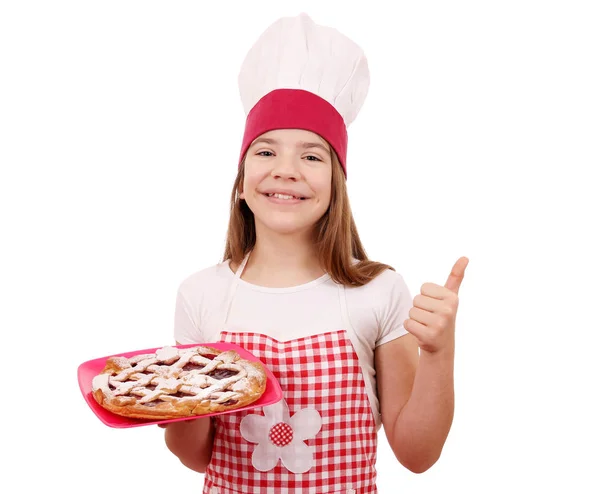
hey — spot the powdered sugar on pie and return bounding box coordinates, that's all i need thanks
[92,345,267,420]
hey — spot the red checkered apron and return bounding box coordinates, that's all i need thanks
[202,255,378,493]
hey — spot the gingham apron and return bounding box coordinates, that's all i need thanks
[202,254,378,494]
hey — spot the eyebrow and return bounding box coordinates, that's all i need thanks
[251,137,330,154]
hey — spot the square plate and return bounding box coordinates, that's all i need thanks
[77,342,282,428]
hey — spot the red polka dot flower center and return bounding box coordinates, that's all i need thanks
[269,422,294,447]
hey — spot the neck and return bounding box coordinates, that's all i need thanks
[241,225,325,287]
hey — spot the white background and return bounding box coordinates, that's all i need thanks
[1,1,599,492]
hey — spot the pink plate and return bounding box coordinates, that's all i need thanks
[77,342,283,428]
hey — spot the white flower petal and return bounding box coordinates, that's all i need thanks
[280,441,315,474]
[240,413,270,444]
[251,441,281,472]
[262,398,290,424]
[289,408,322,440]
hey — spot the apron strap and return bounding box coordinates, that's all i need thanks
[234,251,250,278]
[337,277,380,429]
[221,251,251,331]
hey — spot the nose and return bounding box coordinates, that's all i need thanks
[270,153,301,180]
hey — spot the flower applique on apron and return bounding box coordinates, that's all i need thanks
[203,254,379,494]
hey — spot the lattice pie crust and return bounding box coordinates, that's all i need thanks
[92,345,267,419]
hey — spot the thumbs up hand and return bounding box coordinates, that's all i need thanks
[403,257,469,355]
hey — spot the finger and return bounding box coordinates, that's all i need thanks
[420,282,448,300]
[413,294,447,313]
[445,257,469,294]
[404,316,428,338]
[408,307,438,327]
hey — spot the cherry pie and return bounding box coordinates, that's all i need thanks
[92,345,267,420]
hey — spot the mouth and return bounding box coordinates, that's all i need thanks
[262,192,307,201]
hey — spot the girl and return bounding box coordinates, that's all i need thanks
[163,13,468,494]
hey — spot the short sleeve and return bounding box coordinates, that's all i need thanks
[375,271,413,347]
[173,287,202,344]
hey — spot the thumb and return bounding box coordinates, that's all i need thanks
[445,257,469,294]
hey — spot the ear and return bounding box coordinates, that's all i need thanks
[239,187,245,200]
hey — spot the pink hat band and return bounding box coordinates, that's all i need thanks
[238,88,348,177]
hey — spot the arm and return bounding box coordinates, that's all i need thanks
[375,334,454,473]
[162,416,215,473]
[376,257,468,473]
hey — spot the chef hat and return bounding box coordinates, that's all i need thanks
[237,13,370,178]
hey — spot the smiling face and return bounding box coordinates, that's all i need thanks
[239,128,333,238]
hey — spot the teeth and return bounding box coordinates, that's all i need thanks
[268,193,301,200]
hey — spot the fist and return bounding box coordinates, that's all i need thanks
[404,257,469,354]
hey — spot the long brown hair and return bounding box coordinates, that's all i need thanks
[222,150,394,287]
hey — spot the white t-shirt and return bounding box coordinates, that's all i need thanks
[173,259,413,429]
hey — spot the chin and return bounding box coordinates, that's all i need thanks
[256,215,320,236]
[262,221,312,236]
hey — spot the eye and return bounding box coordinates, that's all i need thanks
[305,155,322,162]
[257,151,274,157]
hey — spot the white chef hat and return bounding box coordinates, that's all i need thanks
[237,13,370,178]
